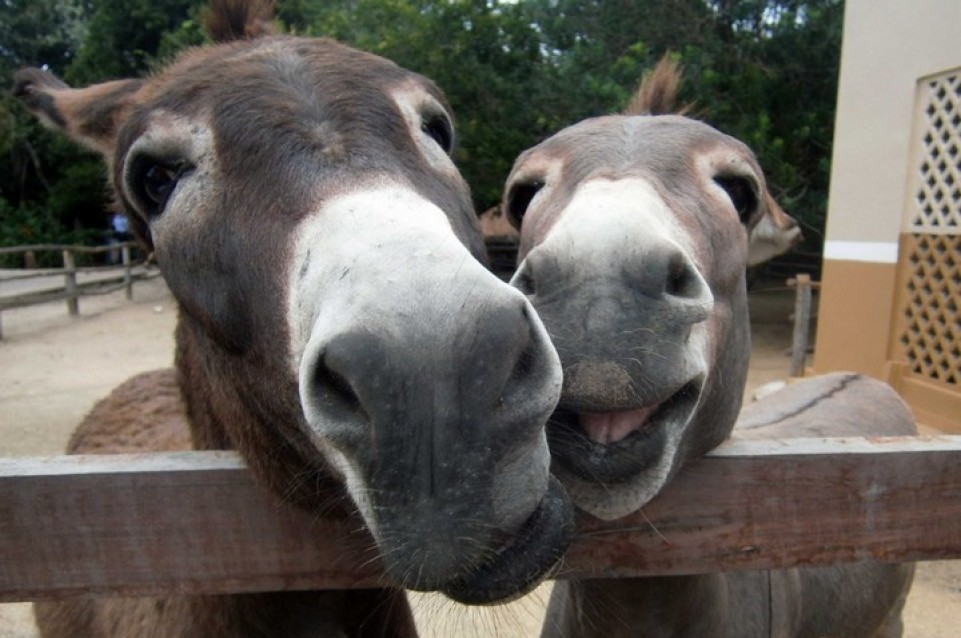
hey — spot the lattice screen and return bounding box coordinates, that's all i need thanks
[899,234,961,385]
[910,72,961,231]
[898,69,961,386]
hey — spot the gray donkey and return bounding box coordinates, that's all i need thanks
[501,57,914,637]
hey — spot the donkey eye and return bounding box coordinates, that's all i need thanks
[714,175,759,223]
[130,156,191,219]
[143,164,179,204]
[506,181,544,227]
[421,113,453,153]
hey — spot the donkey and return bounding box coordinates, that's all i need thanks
[501,57,914,637]
[14,1,575,634]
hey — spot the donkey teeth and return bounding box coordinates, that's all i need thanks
[578,403,660,444]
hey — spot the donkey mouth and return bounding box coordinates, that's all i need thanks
[548,380,701,483]
[578,403,662,444]
[441,475,574,605]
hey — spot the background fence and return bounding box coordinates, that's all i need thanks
[0,243,161,340]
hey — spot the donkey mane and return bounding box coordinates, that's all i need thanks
[623,54,688,116]
[204,0,277,43]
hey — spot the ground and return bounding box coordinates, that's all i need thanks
[0,280,958,637]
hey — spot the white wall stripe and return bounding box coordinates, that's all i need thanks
[823,240,900,263]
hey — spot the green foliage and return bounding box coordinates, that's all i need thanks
[1,0,842,258]
[0,198,97,266]
[0,0,88,77]
[153,8,210,70]
[521,0,842,246]
[0,0,202,252]
[46,160,110,229]
[65,0,200,84]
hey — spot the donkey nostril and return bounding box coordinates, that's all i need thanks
[511,261,537,297]
[666,253,700,299]
[313,353,363,414]
[507,330,536,390]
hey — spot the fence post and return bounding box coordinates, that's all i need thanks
[62,249,79,316]
[789,274,813,377]
[122,245,133,300]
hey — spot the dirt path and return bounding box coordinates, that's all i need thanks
[0,283,957,636]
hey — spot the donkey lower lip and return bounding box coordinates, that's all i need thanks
[548,381,700,484]
[441,476,574,605]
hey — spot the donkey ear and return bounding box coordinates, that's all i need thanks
[12,68,143,158]
[746,188,802,267]
[760,189,791,230]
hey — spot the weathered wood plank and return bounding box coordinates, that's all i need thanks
[566,435,961,579]
[2,437,960,602]
[0,452,386,601]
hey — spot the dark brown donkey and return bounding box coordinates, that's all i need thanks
[13,1,574,635]
[501,58,914,637]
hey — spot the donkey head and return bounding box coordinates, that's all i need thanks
[14,0,571,603]
[502,58,780,520]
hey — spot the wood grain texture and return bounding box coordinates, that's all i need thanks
[0,452,386,601]
[3,437,960,602]
[566,435,961,579]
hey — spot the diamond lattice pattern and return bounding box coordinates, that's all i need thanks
[899,234,961,385]
[912,73,961,231]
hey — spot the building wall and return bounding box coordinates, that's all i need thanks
[813,0,961,425]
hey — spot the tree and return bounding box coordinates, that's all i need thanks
[1,0,843,258]
[0,0,206,254]
[65,0,200,84]
[0,0,102,251]
[520,0,842,246]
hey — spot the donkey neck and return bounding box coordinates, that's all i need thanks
[174,315,249,450]
[172,312,346,508]
[545,574,771,638]
[175,590,418,638]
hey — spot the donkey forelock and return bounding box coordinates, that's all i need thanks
[204,0,276,42]
[623,54,687,116]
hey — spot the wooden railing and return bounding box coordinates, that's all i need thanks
[0,243,161,340]
[2,436,960,601]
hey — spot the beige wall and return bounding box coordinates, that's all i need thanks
[824,0,961,250]
[814,0,961,391]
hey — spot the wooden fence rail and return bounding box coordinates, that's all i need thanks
[0,242,160,340]
[3,435,960,602]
